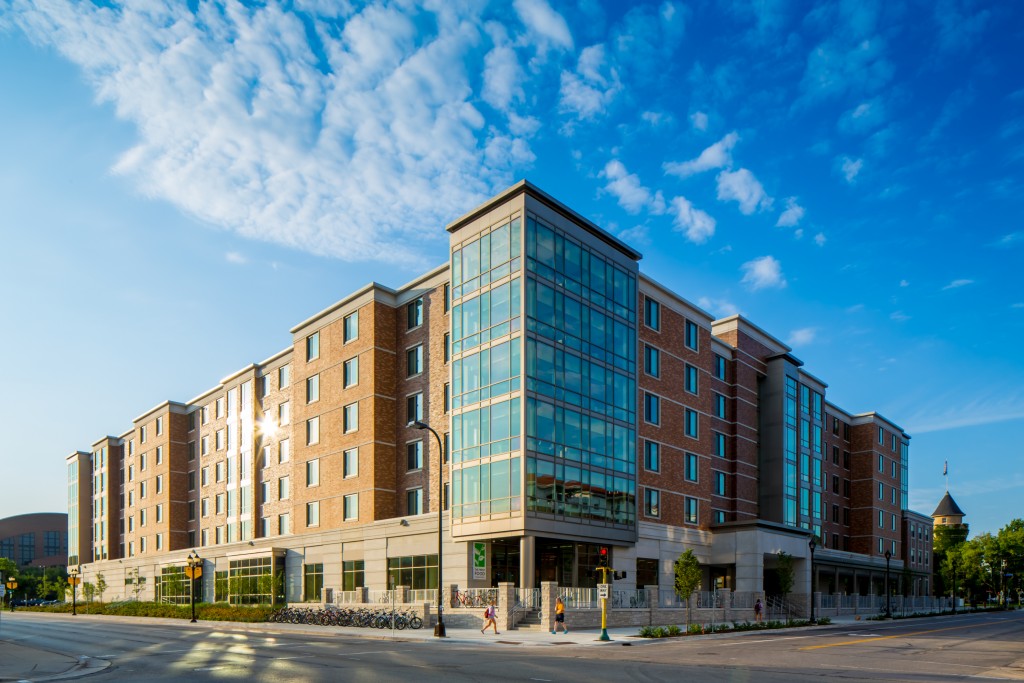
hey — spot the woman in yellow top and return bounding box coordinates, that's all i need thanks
[551,596,568,634]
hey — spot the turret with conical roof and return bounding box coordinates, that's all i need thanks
[932,491,966,528]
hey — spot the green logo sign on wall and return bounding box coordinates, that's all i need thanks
[473,542,486,580]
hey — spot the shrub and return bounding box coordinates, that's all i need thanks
[16,601,273,622]
[666,624,681,636]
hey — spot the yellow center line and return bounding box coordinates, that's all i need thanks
[799,619,1004,650]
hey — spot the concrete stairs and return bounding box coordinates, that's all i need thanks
[513,609,548,632]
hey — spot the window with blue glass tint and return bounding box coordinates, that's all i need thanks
[644,393,660,425]
[714,393,726,418]
[452,338,520,409]
[684,498,698,524]
[685,452,698,481]
[451,217,521,298]
[645,297,660,331]
[407,299,423,329]
[451,278,521,354]
[644,489,660,517]
[644,345,660,377]
[714,471,726,495]
[452,457,521,518]
[451,397,520,463]
[644,441,659,472]
[713,431,726,457]
[685,320,698,351]
[685,364,698,394]
[714,354,726,380]
[685,409,698,438]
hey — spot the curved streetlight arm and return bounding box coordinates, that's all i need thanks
[410,420,446,638]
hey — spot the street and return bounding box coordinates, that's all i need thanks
[1,610,1023,682]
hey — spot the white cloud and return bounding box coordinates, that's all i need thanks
[814,232,826,246]
[482,45,524,112]
[840,156,864,183]
[225,251,247,265]
[942,278,974,290]
[838,98,885,134]
[890,311,910,321]
[559,44,622,122]
[993,232,1023,248]
[664,131,738,177]
[899,279,910,287]
[641,110,669,127]
[690,111,708,131]
[4,2,555,265]
[716,168,773,214]
[513,0,574,51]
[601,159,663,215]
[1011,303,1024,309]
[775,197,805,227]
[696,296,741,318]
[787,327,816,347]
[740,255,786,290]
[618,224,650,246]
[669,196,716,244]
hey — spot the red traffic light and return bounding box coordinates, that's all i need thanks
[599,547,608,556]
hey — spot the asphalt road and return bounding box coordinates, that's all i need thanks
[2,610,1023,682]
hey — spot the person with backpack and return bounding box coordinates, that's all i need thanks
[481,601,499,634]
[754,597,763,623]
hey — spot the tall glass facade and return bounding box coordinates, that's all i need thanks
[450,216,523,519]
[523,214,637,528]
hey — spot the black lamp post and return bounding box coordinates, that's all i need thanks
[187,551,202,623]
[883,550,892,619]
[69,565,80,616]
[952,562,957,615]
[808,538,817,624]
[411,419,446,638]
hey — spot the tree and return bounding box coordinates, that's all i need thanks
[673,550,701,627]
[82,581,96,603]
[96,573,107,603]
[776,552,795,598]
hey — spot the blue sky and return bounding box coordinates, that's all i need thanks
[1,0,1021,536]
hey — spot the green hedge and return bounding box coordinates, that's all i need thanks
[17,601,274,622]
[639,617,831,638]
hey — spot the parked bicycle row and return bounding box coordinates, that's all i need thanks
[268,606,423,629]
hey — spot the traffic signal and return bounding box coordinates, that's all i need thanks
[598,546,609,567]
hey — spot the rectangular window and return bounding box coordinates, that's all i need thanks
[279,513,290,535]
[306,375,320,403]
[685,409,699,438]
[279,476,290,501]
[155,475,163,494]
[644,393,660,425]
[306,331,320,361]
[279,438,290,463]
[278,401,290,426]
[215,494,225,514]
[343,493,358,521]
[306,416,320,445]
[879,482,884,500]
[343,448,358,478]
[215,430,225,450]
[684,497,698,524]
[444,283,450,312]
[344,402,359,432]
[407,298,423,329]
[407,345,423,376]
[201,436,209,456]
[306,459,320,487]
[407,488,423,515]
[644,488,660,517]
[685,365,698,394]
[644,345,660,377]
[140,508,147,526]
[714,393,726,419]
[306,501,320,527]
[644,297,660,330]
[215,398,225,419]
[156,503,163,523]
[139,481,148,498]
[156,416,163,435]
[644,441,660,472]
[343,357,359,387]
[714,510,726,524]
[279,364,291,389]
[215,462,225,482]
[714,471,726,495]
[879,510,884,528]
[878,454,884,472]
[444,382,450,413]
[344,311,359,343]
[685,320,699,351]
[714,354,726,380]
[140,453,148,471]
[713,432,726,457]
[406,393,423,423]
[685,452,698,482]
[188,471,196,491]
[201,498,209,517]
[342,560,365,591]
[407,441,423,470]
[188,501,196,521]
[878,426,884,444]
[140,424,148,443]
[188,441,196,461]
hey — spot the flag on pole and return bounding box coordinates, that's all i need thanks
[943,460,948,476]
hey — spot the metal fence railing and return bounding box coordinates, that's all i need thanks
[517,587,541,610]
[333,590,362,605]
[408,589,436,604]
[611,589,648,609]
[731,591,755,609]
[368,589,396,604]
[559,587,598,609]
[696,591,724,608]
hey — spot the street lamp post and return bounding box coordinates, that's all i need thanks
[411,419,446,638]
[883,550,892,619]
[68,565,81,616]
[808,538,817,624]
[952,562,957,615]
[186,551,203,623]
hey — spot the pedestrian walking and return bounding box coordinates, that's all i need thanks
[754,597,763,623]
[481,601,499,634]
[551,596,568,634]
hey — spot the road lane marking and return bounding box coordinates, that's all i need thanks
[800,620,1003,650]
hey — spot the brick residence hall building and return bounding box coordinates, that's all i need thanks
[66,182,933,611]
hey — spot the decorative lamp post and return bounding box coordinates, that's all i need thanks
[808,538,817,624]
[952,562,957,615]
[186,551,203,623]
[68,565,81,616]
[411,419,446,638]
[883,550,892,619]
[1002,560,1008,608]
